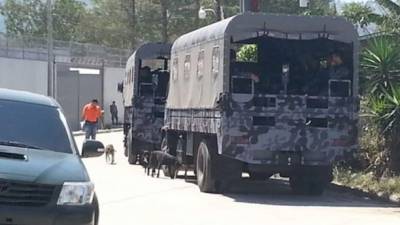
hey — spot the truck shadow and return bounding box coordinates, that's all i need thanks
[221,178,397,208]
[182,175,397,208]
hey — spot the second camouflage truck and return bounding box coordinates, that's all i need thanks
[119,43,172,164]
[162,13,359,194]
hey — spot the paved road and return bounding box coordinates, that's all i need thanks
[75,132,399,225]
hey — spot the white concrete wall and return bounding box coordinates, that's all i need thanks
[103,67,125,126]
[0,57,47,95]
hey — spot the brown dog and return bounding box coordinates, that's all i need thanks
[105,144,116,164]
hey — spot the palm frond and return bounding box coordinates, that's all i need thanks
[376,0,400,16]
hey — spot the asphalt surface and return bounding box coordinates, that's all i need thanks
[75,132,400,225]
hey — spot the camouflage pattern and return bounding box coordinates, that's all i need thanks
[131,96,165,147]
[219,93,358,165]
[165,90,358,166]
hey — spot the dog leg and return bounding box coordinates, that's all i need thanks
[157,164,161,178]
[184,166,188,180]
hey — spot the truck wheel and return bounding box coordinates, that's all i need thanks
[123,137,128,157]
[196,139,217,193]
[127,130,137,165]
[289,176,308,194]
[161,137,171,177]
[307,178,326,195]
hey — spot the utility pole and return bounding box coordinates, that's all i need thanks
[47,0,54,97]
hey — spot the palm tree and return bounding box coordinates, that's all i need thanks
[367,85,400,174]
[376,0,400,15]
[361,37,400,95]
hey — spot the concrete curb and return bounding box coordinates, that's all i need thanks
[329,182,400,205]
[73,128,123,137]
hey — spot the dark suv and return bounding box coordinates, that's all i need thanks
[0,89,103,225]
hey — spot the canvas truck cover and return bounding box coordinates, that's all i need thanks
[167,13,359,110]
[123,43,172,108]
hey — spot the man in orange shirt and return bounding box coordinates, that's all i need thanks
[82,99,102,140]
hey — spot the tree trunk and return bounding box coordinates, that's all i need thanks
[124,0,136,50]
[194,0,200,28]
[215,0,224,21]
[160,0,169,43]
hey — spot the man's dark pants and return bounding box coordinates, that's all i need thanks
[84,121,98,140]
[111,113,118,125]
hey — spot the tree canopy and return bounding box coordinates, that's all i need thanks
[0,0,335,49]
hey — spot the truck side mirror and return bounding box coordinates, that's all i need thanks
[81,140,105,158]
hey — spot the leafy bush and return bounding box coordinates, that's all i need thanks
[237,44,257,62]
[334,167,400,198]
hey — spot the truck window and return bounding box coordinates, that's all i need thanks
[212,46,220,78]
[197,50,205,79]
[172,58,178,81]
[230,37,353,96]
[184,55,191,79]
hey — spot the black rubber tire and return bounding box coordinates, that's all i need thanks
[127,130,137,165]
[289,176,309,195]
[161,137,171,177]
[196,139,217,193]
[123,137,128,157]
[93,194,99,225]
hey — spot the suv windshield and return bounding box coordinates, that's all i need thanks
[0,100,73,153]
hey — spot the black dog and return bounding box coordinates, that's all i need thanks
[141,151,150,171]
[146,151,179,178]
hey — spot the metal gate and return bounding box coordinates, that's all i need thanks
[56,64,103,131]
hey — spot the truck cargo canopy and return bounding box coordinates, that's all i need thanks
[167,13,358,109]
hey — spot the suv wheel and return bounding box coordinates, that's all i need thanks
[161,137,172,177]
[93,194,99,225]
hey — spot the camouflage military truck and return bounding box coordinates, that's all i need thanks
[119,43,171,164]
[162,13,359,194]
